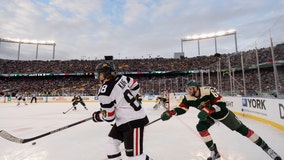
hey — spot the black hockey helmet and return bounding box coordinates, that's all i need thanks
[186,79,200,88]
[95,62,116,79]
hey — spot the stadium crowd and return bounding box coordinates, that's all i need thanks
[0,43,284,97]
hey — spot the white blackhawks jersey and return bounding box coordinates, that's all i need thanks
[98,75,148,127]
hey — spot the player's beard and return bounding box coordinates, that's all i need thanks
[189,87,198,97]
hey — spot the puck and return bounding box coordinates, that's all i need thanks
[32,142,36,145]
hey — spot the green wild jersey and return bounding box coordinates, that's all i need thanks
[174,86,229,120]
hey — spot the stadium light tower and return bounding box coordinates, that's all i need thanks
[181,29,237,56]
[0,37,56,60]
[180,29,246,95]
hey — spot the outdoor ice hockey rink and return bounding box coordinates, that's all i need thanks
[0,102,283,160]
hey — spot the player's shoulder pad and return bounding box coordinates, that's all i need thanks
[199,86,211,97]
[99,75,122,96]
[184,95,197,101]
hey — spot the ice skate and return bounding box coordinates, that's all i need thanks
[207,144,221,160]
[264,146,282,160]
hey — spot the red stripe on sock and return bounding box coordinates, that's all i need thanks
[246,129,254,138]
[135,128,139,156]
[199,130,210,137]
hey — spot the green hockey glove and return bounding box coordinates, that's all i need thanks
[161,110,176,121]
[198,108,215,121]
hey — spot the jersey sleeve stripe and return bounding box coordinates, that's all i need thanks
[129,78,137,89]
[212,95,222,105]
[131,84,139,91]
[101,100,116,108]
[108,110,115,117]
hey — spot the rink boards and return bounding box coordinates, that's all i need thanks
[1,95,284,131]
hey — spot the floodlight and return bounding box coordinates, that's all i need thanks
[0,37,56,60]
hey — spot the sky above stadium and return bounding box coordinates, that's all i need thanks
[0,0,284,60]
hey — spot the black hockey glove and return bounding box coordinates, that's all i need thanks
[92,111,103,122]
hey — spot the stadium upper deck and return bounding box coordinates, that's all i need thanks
[0,43,284,74]
[0,43,284,97]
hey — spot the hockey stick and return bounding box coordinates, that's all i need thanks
[63,106,74,114]
[0,117,92,144]
[109,117,162,127]
[0,116,161,144]
[146,117,161,126]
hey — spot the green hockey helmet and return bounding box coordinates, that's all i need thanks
[186,79,200,88]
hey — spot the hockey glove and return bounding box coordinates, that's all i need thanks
[161,110,176,121]
[92,111,103,122]
[198,108,215,121]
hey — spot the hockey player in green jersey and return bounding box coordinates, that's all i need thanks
[161,79,282,160]
[72,94,88,110]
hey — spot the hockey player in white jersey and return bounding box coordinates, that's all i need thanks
[92,62,152,160]
[16,92,28,106]
[153,92,168,110]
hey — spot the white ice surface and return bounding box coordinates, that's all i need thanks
[0,102,283,160]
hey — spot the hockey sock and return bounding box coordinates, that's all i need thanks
[199,130,214,150]
[236,126,268,149]
[245,129,267,148]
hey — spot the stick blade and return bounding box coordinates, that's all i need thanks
[0,130,23,143]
